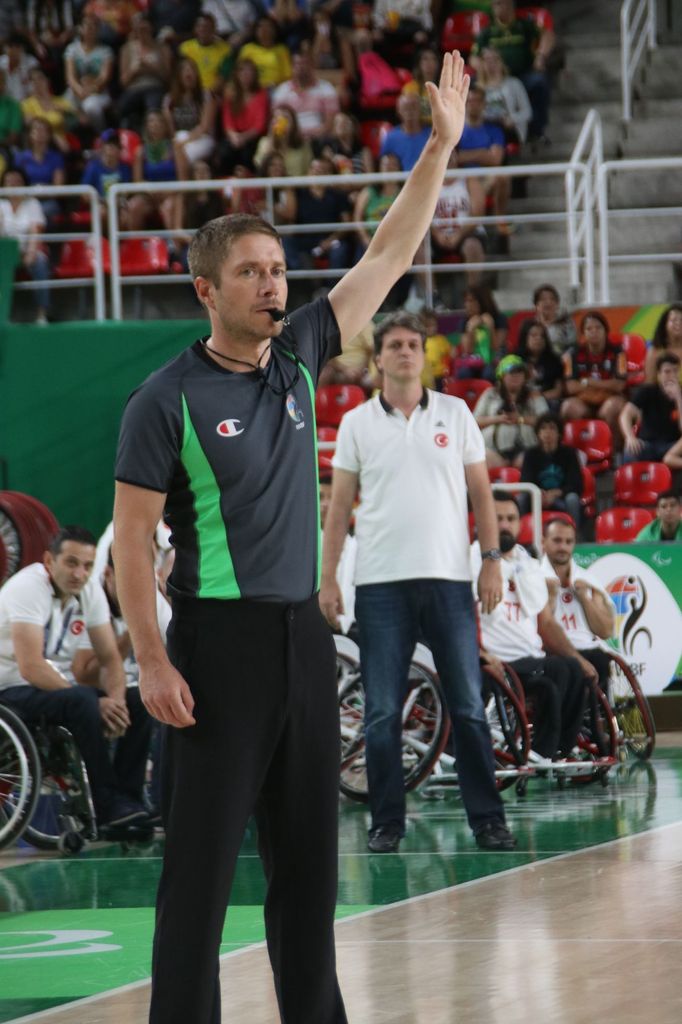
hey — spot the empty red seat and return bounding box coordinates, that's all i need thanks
[613,461,672,507]
[610,332,647,387]
[595,507,653,543]
[315,385,365,427]
[562,419,613,474]
[442,377,492,412]
[118,237,169,275]
[317,425,337,470]
[55,238,110,278]
[488,466,521,484]
[440,12,490,55]
[518,510,575,546]
[581,465,596,519]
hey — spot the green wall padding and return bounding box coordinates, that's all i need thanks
[0,319,208,534]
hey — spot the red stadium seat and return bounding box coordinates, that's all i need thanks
[613,461,672,507]
[440,12,490,55]
[505,310,534,353]
[595,507,653,543]
[55,238,111,278]
[118,128,142,166]
[581,465,596,519]
[518,510,575,546]
[442,377,492,411]
[562,419,613,474]
[488,466,521,484]
[315,385,365,427]
[118,238,169,275]
[317,426,337,471]
[610,332,647,387]
[359,120,393,159]
[516,6,555,31]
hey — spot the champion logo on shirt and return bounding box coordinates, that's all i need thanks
[216,419,244,438]
[434,433,449,447]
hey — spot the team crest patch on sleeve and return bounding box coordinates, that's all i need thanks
[286,394,305,429]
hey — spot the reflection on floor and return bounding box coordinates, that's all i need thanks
[0,751,679,1023]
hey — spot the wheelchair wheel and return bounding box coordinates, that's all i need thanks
[338,665,368,802]
[483,668,531,788]
[604,652,656,760]
[0,705,41,850]
[22,725,97,853]
[574,682,618,779]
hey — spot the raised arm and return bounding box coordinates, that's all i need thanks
[328,51,470,344]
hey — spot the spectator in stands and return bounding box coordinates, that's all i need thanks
[561,311,627,445]
[462,283,508,357]
[15,117,65,222]
[173,157,226,270]
[474,491,596,761]
[203,0,264,49]
[401,46,440,126]
[517,319,564,407]
[635,491,682,542]
[271,44,339,140]
[148,0,201,45]
[422,307,452,390]
[316,111,373,175]
[318,320,375,389]
[0,34,39,104]
[520,412,582,526]
[117,13,171,131]
[216,58,268,176]
[541,517,616,695]
[81,128,132,226]
[237,15,291,90]
[266,0,311,50]
[354,151,402,256]
[380,91,431,172]
[456,84,509,246]
[470,0,555,142]
[163,55,216,180]
[0,68,22,164]
[431,146,486,287]
[128,109,181,235]
[85,0,138,49]
[0,3,25,44]
[0,165,52,324]
[477,46,532,145]
[308,5,355,93]
[21,66,76,153]
[254,103,313,177]
[474,354,548,467]
[523,282,577,355]
[645,303,682,383]
[179,11,232,93]
[619,352,682,464]
[371,0,433,65]
[64,14,114,136]
[287,153,352,279]
[0,525,151,833]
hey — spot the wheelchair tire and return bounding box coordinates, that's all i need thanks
[22,725,97,852]
[605,652,656,760]
[572,682,618,782]
[0,704,41,850]
[483,668,531,788]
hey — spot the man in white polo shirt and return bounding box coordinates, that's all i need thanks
[0,525,151,831]
[320,310,516,854]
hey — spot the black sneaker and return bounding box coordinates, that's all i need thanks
[367,826,401,853]
[474,821,517,851]
[101,797,149,829]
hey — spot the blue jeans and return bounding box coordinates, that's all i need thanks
[355,579,506,835]
[521,70,551,137]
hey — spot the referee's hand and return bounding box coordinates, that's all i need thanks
[139,662,196,729]
[319,579,344,630]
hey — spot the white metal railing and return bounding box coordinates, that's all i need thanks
[0,184,105,321]
[566,109,602,302]
[596,156,682,303]
[621,0,657,123]
[106,161,592,320]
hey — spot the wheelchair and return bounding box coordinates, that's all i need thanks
[600,650,655,760]
[335,636,532,802]
[0,702,97,854]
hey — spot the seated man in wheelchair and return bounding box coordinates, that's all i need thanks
[0,525,152,833]
[472,492,599,760]
[541,517,615,686]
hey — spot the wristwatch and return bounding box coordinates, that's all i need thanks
[481,548,502,561]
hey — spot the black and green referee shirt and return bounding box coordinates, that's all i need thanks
[115,297,342,603]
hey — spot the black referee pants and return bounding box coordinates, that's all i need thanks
[149,594,347,1024]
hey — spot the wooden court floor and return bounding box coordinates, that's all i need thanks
[2,748,682,1024]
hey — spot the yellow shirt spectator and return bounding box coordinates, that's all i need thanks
[179,38,232,91]
[425,332,452,380]
[21,96,74,144]
[238,42,291,90]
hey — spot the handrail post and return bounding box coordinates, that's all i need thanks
[107,184,122,321]
[621,0,632,124]
[597,163,610,304]
[88,186,105,321]
[583,167,595,304]
[565,166,579,291]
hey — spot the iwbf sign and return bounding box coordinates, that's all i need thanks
[575,545,682,695]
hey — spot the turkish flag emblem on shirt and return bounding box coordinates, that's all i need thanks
[434,433,449,447]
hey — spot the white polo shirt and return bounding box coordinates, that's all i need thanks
[471,542,547,662]
[541,554,611,651]
[0,563,110,691]
[333,390,485,585]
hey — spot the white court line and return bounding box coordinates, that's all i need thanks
[7,819,682,1024]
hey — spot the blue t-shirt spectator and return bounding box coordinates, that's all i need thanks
[457,122,505,167]
[15,147,65,186]
[379,125,430,172]
[82,156,132,198]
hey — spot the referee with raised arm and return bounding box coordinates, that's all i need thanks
[113,53,472,1024]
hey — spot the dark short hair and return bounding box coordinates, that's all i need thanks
[492,489,521,512]
[656,351,681,371]
[48,525,97,556]
[657,490,679,506]
[373,310,426,356]
[1,165,28,187]
[535,411,563,433]
[543,516,576,537]
[188,214,283,286]
[533,283,560,305]
[652,303,682,350]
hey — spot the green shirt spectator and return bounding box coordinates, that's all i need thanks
[635,492,682,542]
[471,13,539,77]
[0,69,22,149]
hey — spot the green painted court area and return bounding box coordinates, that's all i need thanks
[1,751,682,1023]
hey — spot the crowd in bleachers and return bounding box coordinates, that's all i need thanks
[0,0,558,317]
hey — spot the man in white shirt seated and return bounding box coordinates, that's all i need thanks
[0,525,152,832]
[541,517,615,687]
[473,492,598,760]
